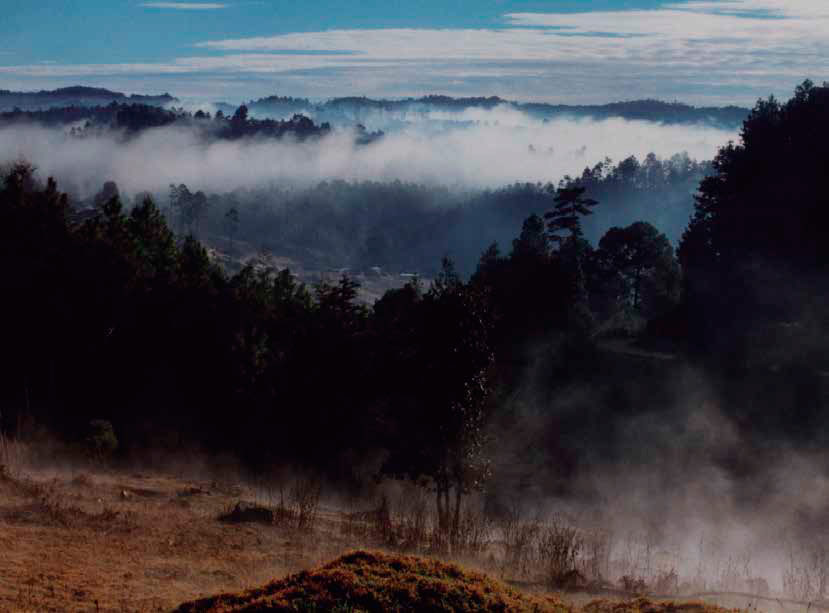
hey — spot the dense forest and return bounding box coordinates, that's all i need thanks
[175,151,707,277]
[1,85,748,129]
[1,80,827,536]
[0,102,340,142]
[232,94,749,129]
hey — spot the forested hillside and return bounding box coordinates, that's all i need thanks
[2,82,827,507]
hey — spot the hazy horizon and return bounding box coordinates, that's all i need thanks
[2,1,827,106]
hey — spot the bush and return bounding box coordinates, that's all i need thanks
[84,419,118,462]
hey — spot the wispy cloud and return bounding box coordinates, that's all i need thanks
[141,2,227,9]
[2,0,825,104]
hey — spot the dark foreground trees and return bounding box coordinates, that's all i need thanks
[0,166,497,508]
[680,80,829,363]
[2,81,826,539]
[596,221,680,318]
[375,261,495,542]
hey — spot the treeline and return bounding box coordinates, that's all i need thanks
[187,152,706,276]
[0,102,335,141]
[0,163,495,500]
[242,94,749,129]
[0,161,679,496]
[1,81,827,522]
[1,85,748,129]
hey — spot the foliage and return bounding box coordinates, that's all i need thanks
[679,80,829,360]
[545,186,598,245]
[595,221,680,318]
[378,259,495,540]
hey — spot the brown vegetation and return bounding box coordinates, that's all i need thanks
[175,549,743,613]
[175,549,566,612]
[0,452,798,613]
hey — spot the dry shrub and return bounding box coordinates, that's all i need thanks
[219,501,276,525]
[229,475,321,531]
[538,515,584,589]
[583,528,613,584]
[620,575,648,594]
[652,569,679,595]
[398,491,429,550]
[371,493,394,544]
[289,475,321,531]
[454,507,493,557]
[782,540,827,602]
[0,430,27,478]
[496,505,540,579]
[340,501,373,541]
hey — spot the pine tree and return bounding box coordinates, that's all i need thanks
[544,186,598,246]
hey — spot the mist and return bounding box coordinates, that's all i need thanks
[0,105,735,198]
[488,348,829,595]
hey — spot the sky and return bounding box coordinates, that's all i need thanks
[0,0,826,104]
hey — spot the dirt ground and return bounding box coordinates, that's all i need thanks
[0,464,358,612]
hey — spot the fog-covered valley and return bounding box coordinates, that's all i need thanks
[2,79,829,612]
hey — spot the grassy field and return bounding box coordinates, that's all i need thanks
[0,451,807,612]
[0,460,355,611]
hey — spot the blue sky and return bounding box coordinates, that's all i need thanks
[0,1,825,104]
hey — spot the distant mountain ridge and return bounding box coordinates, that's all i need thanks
[0,85,749,128]
[240,94,750,129]
[0,86,177,111]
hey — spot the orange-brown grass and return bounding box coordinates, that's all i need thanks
[0,467,353,612]
[175,549,568,612]
[582,597,740,613]
[0,464,745,613]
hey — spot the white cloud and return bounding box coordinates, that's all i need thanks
[1,0,824,104]
[141,2,227,9]
[190,4,828,75]
[664,0,829,18]
[0,107,734,197]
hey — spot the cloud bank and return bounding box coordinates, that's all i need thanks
[0,107,735,198]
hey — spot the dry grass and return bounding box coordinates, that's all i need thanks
[174,549,568,612]
[582,597,739,613]
[0,430,28,479]
[0,464,352,612]
[0,457,769,612]
[174,550,743,613]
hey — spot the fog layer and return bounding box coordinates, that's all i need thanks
[0,105,735,197]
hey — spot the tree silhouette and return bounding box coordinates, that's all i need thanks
[511,213,549,260]
[679,80,829,357]
[544,186,598,246]
[597,221,679,314]
[380,258,494,544]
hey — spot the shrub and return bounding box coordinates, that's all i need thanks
[84,419,118,462]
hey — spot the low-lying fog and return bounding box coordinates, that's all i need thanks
[0,105,735,198]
